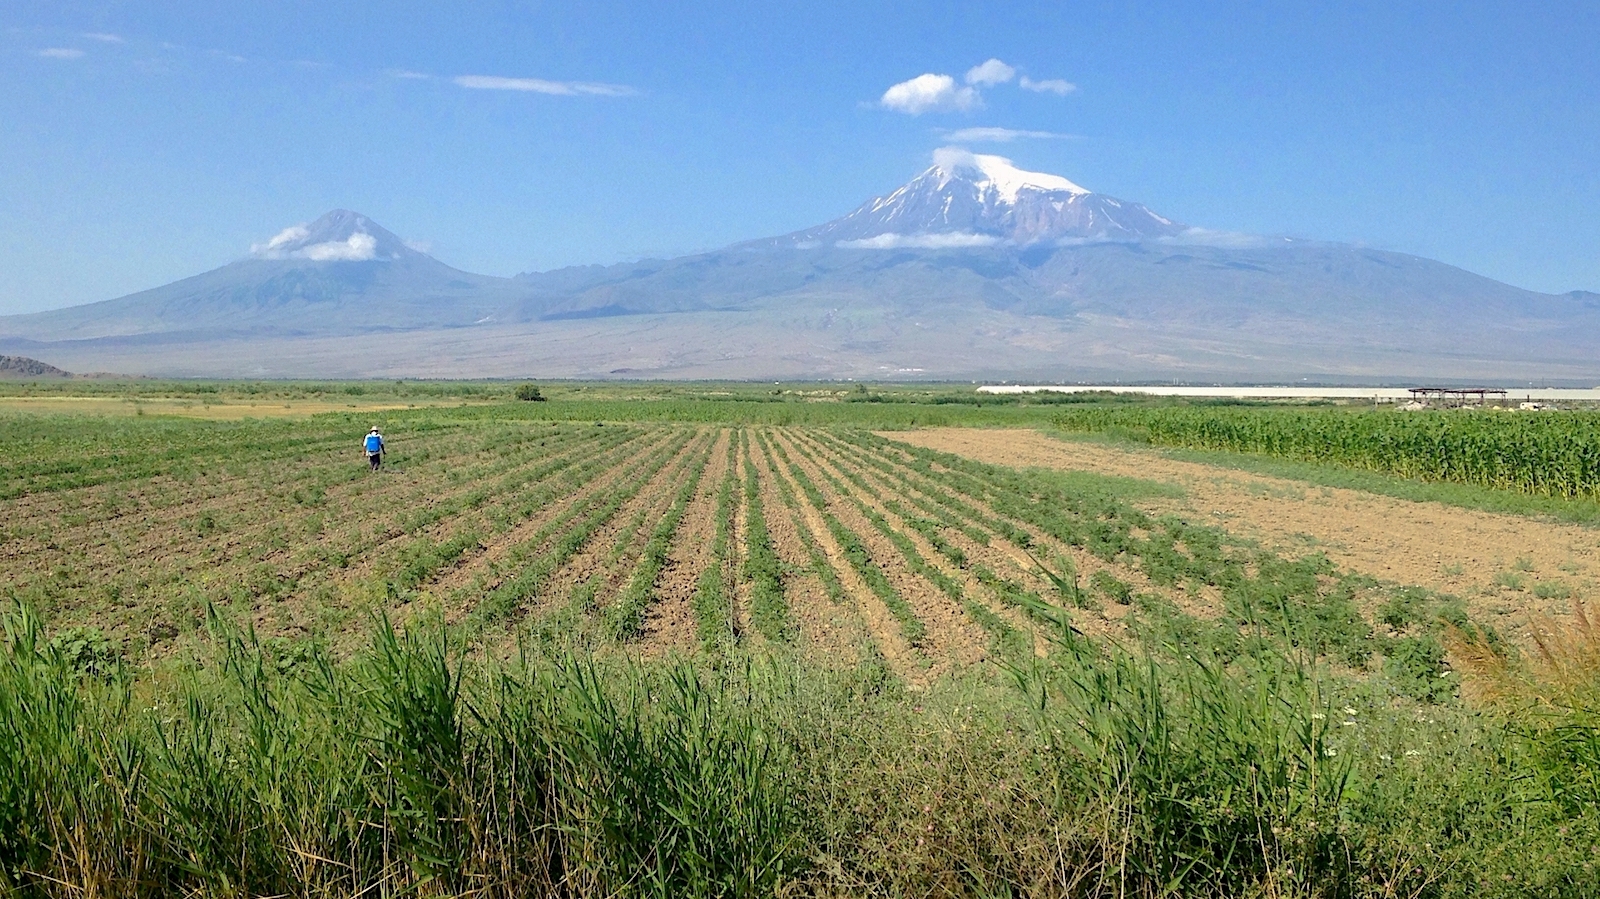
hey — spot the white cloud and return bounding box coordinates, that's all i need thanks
[251,227,382,261]
[931,146,980,171]
[38,48,86,60]
[82,33,123,43]
[301,233,379,261]
[880,73,981,115]
[943,126,1074,143]
[453,75,636,96]
[252,225,308,256]
[1158,228,1274,249]
[387,69,433,80]
[965,58,1015,87]
[1019,76,1075,95]
[838,232,1002,249]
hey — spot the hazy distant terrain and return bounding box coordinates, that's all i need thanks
[0,355,70,378]
[3,161,1597,382]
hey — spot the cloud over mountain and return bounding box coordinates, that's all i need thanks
[879,73,980,114]
[452,75,636,96]
[880,60,1075,115]
[964,59,1016,86]
[943,126,1073,142]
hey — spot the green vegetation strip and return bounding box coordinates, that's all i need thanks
[741,431,792,642]
[693,434,740,651]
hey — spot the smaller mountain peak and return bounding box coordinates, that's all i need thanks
[929,147,1089,202]
[250,210,417,262]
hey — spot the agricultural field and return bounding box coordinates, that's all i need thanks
[3,390,1599,897]
[1052,403,1600,499]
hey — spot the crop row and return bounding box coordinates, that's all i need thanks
[795,430,1076,636]
[464,429,700,629]
[1053,405,1600,498]
[604,433,717,639]
[740,432,791,643]
[692,435,740,650]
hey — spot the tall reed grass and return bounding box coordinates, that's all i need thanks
[4,602,1599,897]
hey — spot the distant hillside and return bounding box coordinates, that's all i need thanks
[0,355,70,378]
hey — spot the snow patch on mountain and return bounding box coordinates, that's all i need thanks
[761,149,1186,248]
[930,147,1087,201]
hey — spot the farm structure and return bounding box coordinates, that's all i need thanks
[1406,386,1508,407]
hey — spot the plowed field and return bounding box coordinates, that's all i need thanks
[5,418,1507,687]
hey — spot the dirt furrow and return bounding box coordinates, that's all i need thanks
[774,429,992,680]
[636,429,732,656]
[750,430,874,666]
[529,430,714,630]
[761,431,918,678]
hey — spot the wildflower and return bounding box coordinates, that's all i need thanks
[1342,706,1358,716]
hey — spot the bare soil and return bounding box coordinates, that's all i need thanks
[890,428,1600,642]
[774,431,989,679]
[748,436,874,667]
[636,430,732,656]
[763,433,921,678]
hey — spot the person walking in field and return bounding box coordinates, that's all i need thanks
[364,426,385,471]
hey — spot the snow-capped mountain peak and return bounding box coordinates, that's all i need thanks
[930,147,1089,202]
[768,148,1185,248]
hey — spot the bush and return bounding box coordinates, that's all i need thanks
[514,383,546,402]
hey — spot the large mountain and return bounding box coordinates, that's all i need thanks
[754,148,1185,248]
[0,210,522,343]
[2,155,1597,381]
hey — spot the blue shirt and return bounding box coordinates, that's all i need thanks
[365,434,383,453]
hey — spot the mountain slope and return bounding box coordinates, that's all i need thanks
[0,210,521,342]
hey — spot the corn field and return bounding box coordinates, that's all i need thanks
[1054,405,1600,498]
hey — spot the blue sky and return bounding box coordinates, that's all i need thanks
[2,0,1596,314]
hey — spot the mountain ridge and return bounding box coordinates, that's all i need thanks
[2,154,1597,381]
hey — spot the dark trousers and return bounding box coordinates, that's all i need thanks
[368,452,382,471]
